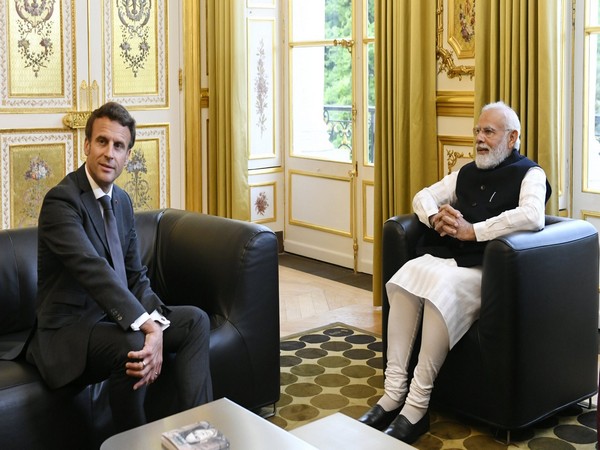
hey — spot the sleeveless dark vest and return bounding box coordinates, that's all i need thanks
[417,149,551,267]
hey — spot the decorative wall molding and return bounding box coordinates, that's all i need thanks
[436,90,475,117]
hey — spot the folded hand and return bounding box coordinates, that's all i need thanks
[125,319,163,390]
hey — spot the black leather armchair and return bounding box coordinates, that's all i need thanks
[0,208,280,450]
[382,214,599,431]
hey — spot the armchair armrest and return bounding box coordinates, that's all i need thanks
[479,216,599,415]
[382,214,428,286]
[140,209,280,409]
[381,214,428,342]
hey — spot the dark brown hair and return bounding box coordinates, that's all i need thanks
[85,102,136,149]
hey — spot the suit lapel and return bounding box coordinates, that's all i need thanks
[75,165,110,252]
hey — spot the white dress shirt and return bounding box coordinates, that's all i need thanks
[84,166,170,331]
[387,164,547,348]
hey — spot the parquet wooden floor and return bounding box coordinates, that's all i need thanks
[278,254,382,337]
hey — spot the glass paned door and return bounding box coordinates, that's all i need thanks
[573,0,600,325]
[284,0,375,274]
[291,45,353,162]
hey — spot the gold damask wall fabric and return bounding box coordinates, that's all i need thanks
[475,0,559,214]
[206,0,249,220]
[372,1,438,306]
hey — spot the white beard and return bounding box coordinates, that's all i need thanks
[475,137,511,169]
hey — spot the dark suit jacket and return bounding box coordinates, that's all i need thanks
[27,164,164,389]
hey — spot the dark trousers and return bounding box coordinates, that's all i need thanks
[80,305,213,432]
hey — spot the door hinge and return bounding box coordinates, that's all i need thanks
[179,69,183,92]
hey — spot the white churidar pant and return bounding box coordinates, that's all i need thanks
[383,254,482,410]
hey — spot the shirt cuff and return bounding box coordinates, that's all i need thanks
[472,221,485,242]
[130,310,171,331]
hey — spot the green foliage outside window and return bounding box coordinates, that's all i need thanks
[322,0,375,154]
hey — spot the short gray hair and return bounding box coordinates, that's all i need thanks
[481,101,521,149]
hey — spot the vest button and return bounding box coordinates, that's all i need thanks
[480,185,486,190]
[472,202,477,207]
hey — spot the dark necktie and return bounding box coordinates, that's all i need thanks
[98,195,127,286]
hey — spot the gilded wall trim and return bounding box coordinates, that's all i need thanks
[362,180,374,243]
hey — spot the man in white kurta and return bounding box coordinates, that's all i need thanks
[358,102,550,444]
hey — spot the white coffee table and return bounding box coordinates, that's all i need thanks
[290,412,416,449]
[100,397,317,450]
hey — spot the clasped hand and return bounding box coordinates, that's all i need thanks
[429,204,475,241]
[125,319,163,390]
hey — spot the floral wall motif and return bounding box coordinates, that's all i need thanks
[254,37,269,137]
[14,0,56,78]
[104,0,167,107]
[116,0,152,77]
[248,18,276,160]
[449,0,475,58]
[123,147,152,210]
[0,0,74,108]
[117,125,169,210]
[250,182,276,223]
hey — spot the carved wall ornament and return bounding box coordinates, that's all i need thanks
[437,135,474,178]
[446,148,473,174]
[436,0,475,80]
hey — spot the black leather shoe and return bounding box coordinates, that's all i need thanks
[357,405,402,430]
[384,412,430,444]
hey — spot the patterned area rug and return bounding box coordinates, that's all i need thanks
[267,323,598,449]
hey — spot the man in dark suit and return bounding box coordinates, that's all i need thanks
[26,102,212,432]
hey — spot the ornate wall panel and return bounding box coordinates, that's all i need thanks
[0,0,75,109]
[1,130,75,228]
[104,0,168,107]
[118,124,170,210]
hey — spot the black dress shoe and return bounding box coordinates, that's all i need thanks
[383,412,430,444]
[357,404,402,430]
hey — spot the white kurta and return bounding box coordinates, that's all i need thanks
[386,166,548,348]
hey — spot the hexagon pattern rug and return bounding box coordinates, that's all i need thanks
[267,323,598,449]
